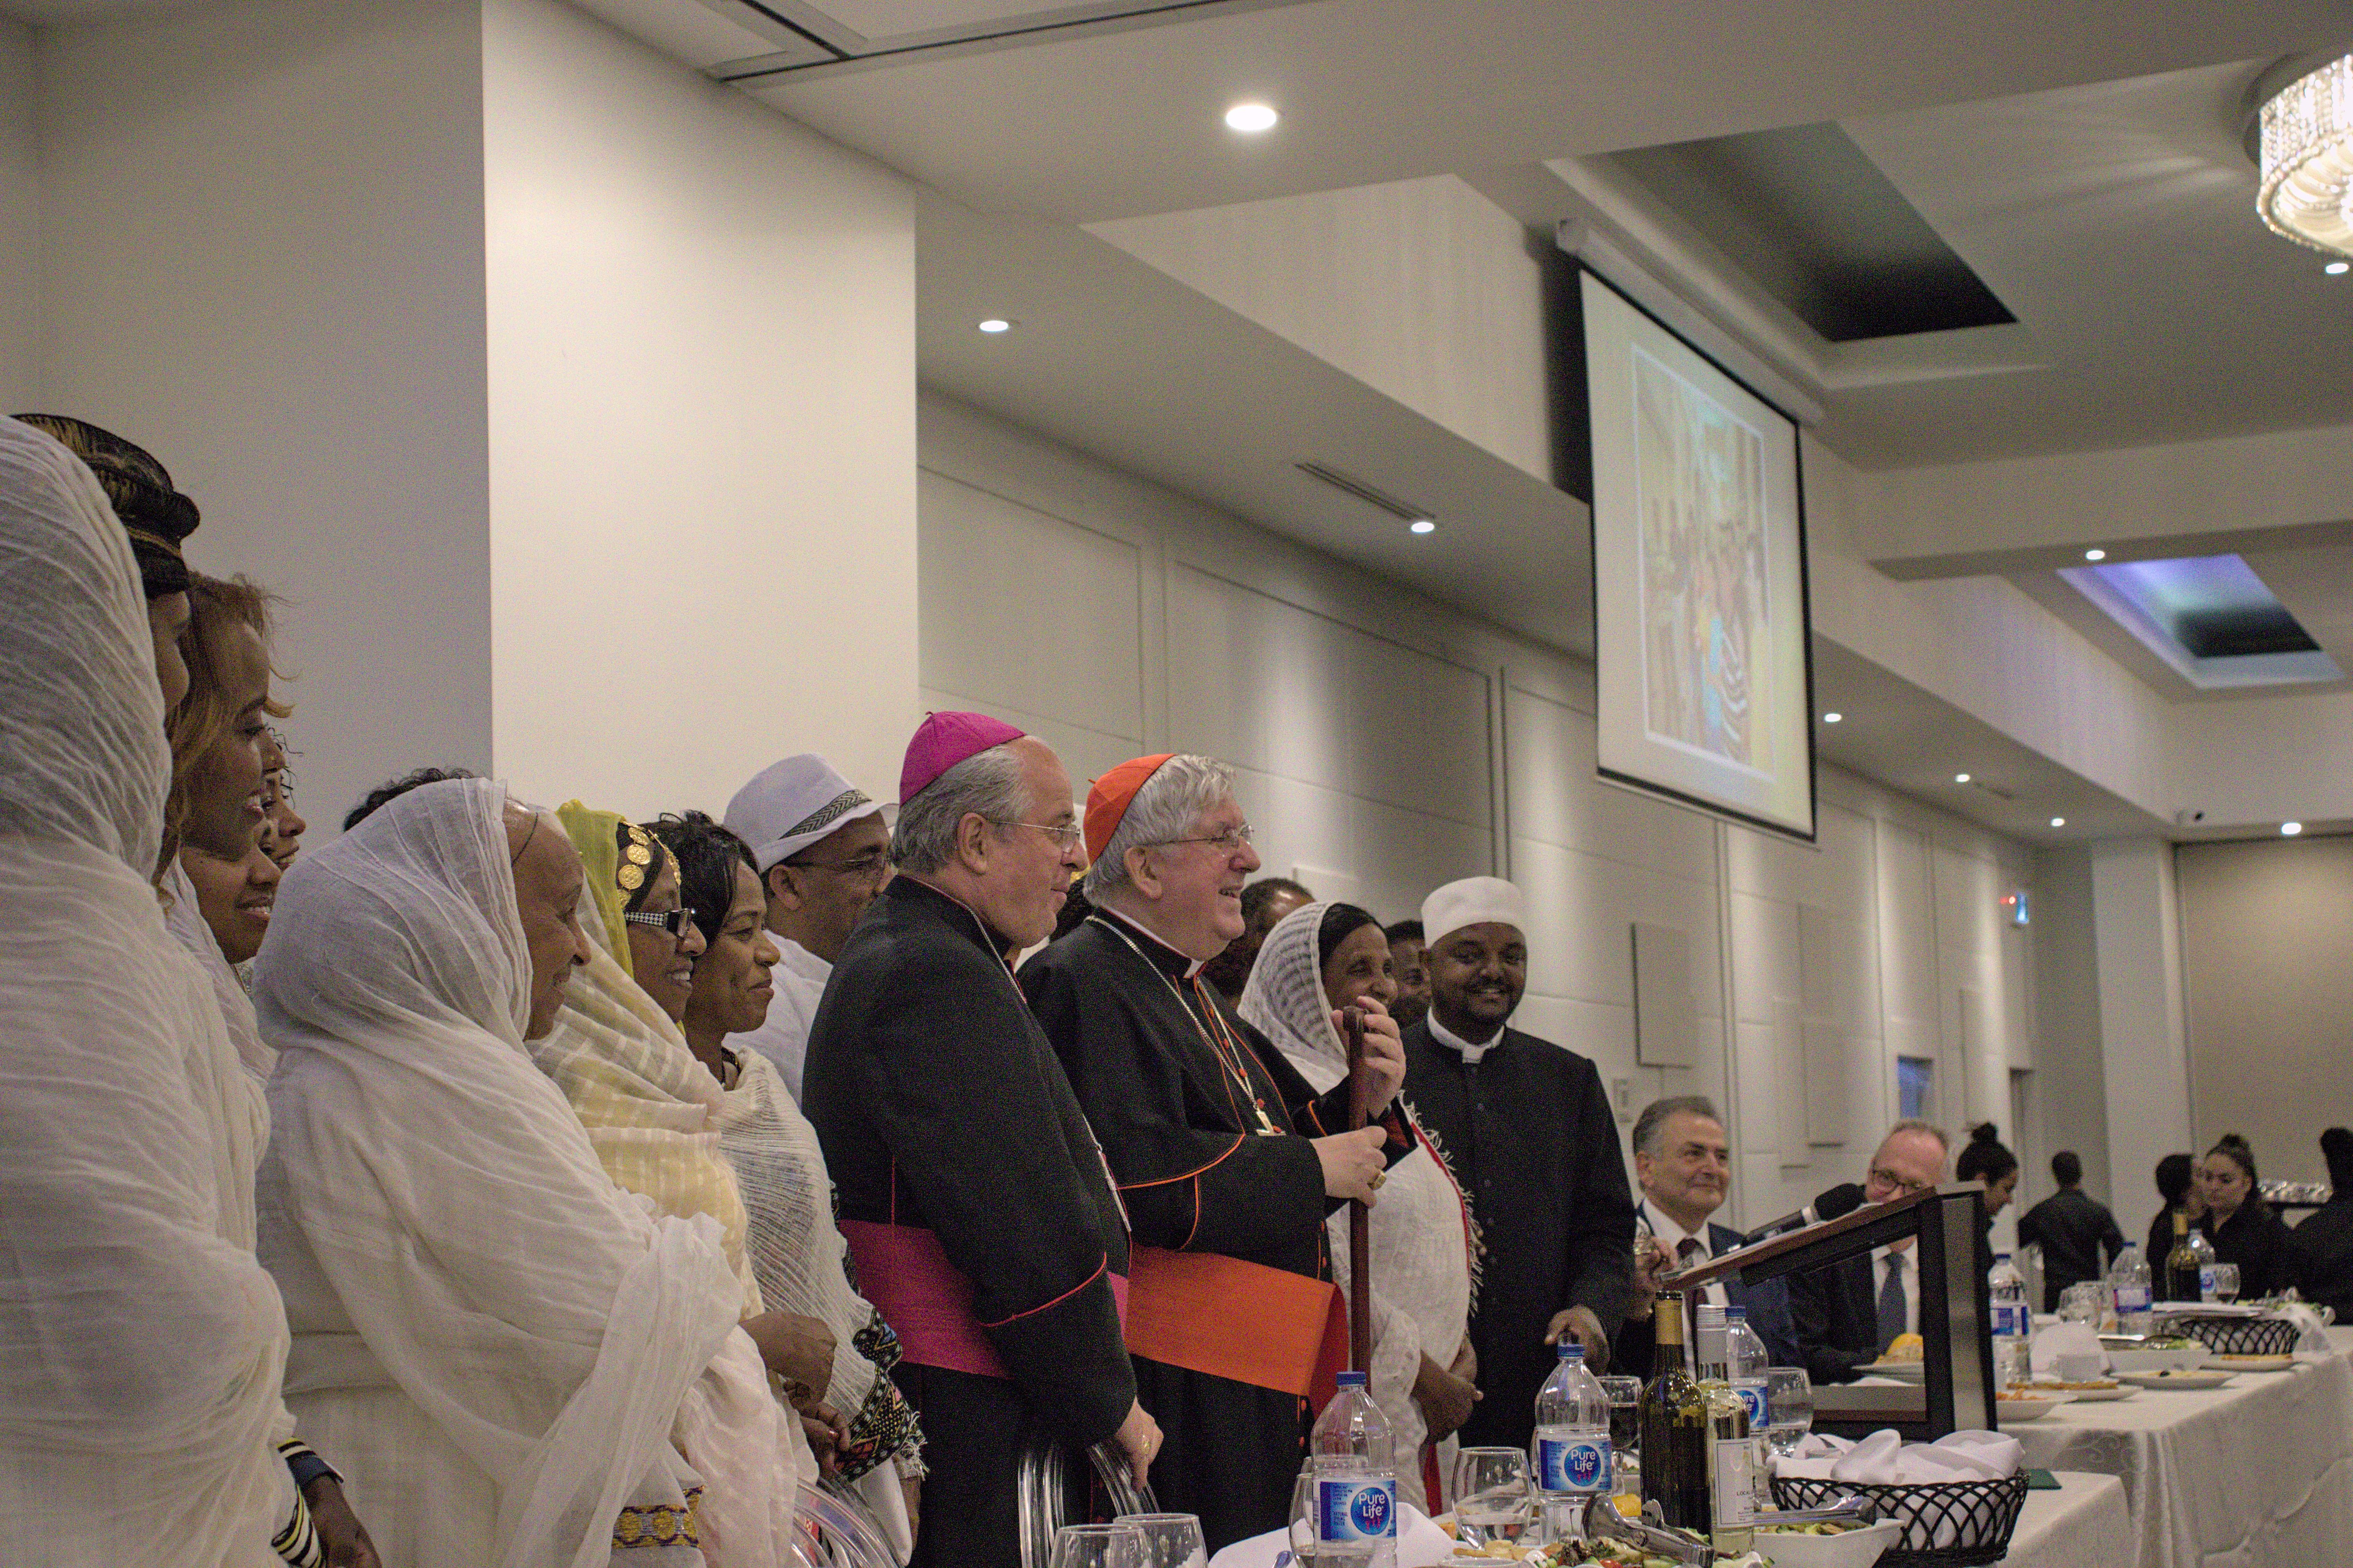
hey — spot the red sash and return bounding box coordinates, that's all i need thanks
[840,1220,1129,1379]
[1124,1244,1348,1410]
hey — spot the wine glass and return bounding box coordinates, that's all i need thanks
[1051,1523,1148,1568]
[1597,1375,1644,1500]
[2210,1262,2240,1303]
[1763,1366,1814,1458]
[1451,1448,1532,1547]
[1113,1514,1206,1568]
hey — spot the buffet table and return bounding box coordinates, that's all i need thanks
[2005,1329,2353,1568]
[1994,1472,2133,1568]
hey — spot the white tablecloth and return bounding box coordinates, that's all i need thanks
[1996,1472,2133,1568]
[2006,1330,2353,1568]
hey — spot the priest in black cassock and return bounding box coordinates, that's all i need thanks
[1399,876,1637,1451]
[804,712,1159,1568]
[1022,753,1408,1552]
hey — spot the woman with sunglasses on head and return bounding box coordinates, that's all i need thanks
[654,810,928,1558]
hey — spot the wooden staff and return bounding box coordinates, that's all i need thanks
[1343,1005,1373,1374]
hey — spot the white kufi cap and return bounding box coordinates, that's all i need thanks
[1421,875,1526,947]
[725,753,884,873]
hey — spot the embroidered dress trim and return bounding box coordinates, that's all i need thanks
[614,1487,705,1550]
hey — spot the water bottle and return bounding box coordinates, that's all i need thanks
[1724,1306,1773,1514]
[2188,1227,2219,1302]
[1531,1340,1611,1537]
[1306,1370,1396,1568]
[1988,1253,2030,1386]
[2108,1245,2153,1336]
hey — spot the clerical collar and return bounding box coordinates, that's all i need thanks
[1427,1010,1506,1062]
[1092,905,1205,982]
[893,875,1020,971]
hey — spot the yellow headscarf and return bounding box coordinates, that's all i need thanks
[555,800,674,979]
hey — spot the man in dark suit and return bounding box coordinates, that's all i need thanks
[1615,1096,1798,1377]
[2289,1127,2353,1319]
[1789,1121,1950,1385]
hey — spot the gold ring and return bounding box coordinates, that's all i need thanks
[1369,1170,1387,1190]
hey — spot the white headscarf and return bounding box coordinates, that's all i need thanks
[0,416,294,1565]
[1239,901,1478,1498]
[255,777,797,1568]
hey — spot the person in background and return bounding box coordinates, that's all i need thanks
[1240,899,1477,1512]
[2146,1152,2202,1290]
[342,766,480,831]
[2194,1134,2294,1299]
[801,714,1153,1568]
[2016,1150,2125,1311]
[1956,1123,2020,1276]
[1198,873,1312,1006]
[1787,1120,1949,1385]
[1024,755,1404,1550]
[654,809,928,1556]
[260,729,307,869]
[182,840,282,970]
[2288,1128,2353,1320]
[1616,1095,1798,1378]
[553,802,707,1026]
[1385,917,1430,1031]
[1400,875,1636,1449]
[722,754,892,1104]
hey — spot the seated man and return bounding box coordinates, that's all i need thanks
[1787,1120,1949,1385]
[1614,1095,1798,1376]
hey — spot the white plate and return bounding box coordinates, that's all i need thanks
[2107,1346,2211,1375]
[1749,1518,1901,1568]
[2019,1381,2134,1401]
[1994,1393,2070,1420]
[1854,1359,1924,1382]
[2116,1369,2236,1390]
[2211,1354,2295,1372]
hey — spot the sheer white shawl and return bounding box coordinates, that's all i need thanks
[254,778,796,1568]
[1238,902,1476,1487]
[0,417,295,1566]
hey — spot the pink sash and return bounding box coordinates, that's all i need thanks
[841,1219,1128,1379]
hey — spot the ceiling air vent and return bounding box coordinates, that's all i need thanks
[1295,461,1432,526]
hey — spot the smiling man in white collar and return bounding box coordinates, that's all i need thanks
[722,752,892,1102]
[1399,875,1637,1451]
[1022,752,1408,1552]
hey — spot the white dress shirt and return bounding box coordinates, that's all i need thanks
[726,934,831,1105]
[1642,1198,1729,1310]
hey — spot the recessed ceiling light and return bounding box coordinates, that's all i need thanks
[2050,817,2066,828]
[1409,519,1436,535]
[2282,821,2305,836]
[977,318,1011,334]
[2328,261,2350,276]
[1224,102,1279,133]
[1955,773,1972,784]
[2084,548,2107,561]
[1822,711,1843,724]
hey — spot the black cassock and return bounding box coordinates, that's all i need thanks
[1400,1016,1636,1451]
[1022,911,1406,1552]
[805,876,1135,1568]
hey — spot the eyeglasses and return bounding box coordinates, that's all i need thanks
[1867,1167,1936,1197]
[785,846,891,880]
[1149,822,1256,854]
[623,907,699,938]
[990,819,1087,850]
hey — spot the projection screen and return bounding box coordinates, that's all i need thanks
[1581,267,1815,841]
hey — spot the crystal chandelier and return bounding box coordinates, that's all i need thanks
[2257,53,2353,258]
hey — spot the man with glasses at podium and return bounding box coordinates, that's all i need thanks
[1787,1120,1950,1385]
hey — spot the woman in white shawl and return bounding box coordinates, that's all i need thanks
[1239,900,1479,1511]
[0,416,299,1565]
[255,777,799,1568]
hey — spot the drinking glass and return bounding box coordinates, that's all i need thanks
[1763,1366,1814,1458]
[1451,1448,1532,1547]
[1597,1374,1644,1499]
[1051,1523,1148,1568]
[2210,1262,2240,1303]
[1113,1514,1206,1568]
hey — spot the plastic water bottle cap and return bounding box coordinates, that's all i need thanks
[1726,1306,1747,1320]
[1557,1341,1584,1360]
[1335,1370,1369,1388]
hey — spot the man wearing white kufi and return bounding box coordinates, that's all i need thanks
[723,754,890,1103]
[1398,876,1637,1453]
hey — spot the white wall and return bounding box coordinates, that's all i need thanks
[482,0,918,818]
[2091,838,2193,1229]
[0,20,35,414]
[921,389,2047,1231]
[2030,846,2112,1205]
[34,0,495,833]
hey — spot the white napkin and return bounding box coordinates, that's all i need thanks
[2029,1320,2109,1379]
[2278,1301,2334,1355]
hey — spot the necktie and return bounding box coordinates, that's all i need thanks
[1876,1253,1907,1349]
[1678,1237,1702,1266]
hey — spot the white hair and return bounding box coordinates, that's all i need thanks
[890,743,1028,875]
[1083,753,1236,899]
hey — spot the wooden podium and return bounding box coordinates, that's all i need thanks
[1658,1183,1999,1438]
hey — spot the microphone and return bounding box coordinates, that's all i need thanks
[1738,1182,1867,1247]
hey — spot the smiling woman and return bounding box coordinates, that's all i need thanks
[165,572,289,872]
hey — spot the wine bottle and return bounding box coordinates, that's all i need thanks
[1639,1295,1712,1535]
[2164,1208,2202,1303]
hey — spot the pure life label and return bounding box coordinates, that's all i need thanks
[1316,1478,1396,1542]
[1536,1437,1611,1493]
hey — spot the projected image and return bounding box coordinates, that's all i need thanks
[1635,348,1771,775]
